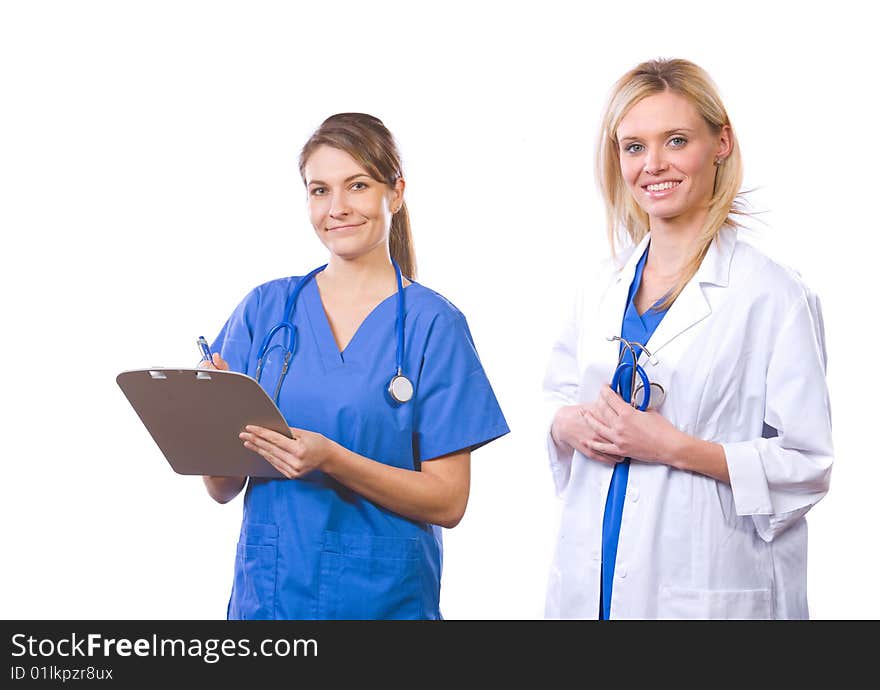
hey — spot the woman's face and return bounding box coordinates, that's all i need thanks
[616,90,731,227]
[303,145,403,262]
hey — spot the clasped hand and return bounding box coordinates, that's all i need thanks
[553,385,681,466]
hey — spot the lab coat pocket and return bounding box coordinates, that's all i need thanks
[229,523,279,620]
[657,585,772,620]
[317,531,424,620]
[546,538,594,619]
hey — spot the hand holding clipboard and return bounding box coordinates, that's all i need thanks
[117,344,292,479]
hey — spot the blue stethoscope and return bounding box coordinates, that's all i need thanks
[255,260,413,405]
[607,336,665,410]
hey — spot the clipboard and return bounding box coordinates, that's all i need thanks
[116,368,289,478]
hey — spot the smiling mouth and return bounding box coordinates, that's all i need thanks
[326,222,365,232]
[643,180,682,192]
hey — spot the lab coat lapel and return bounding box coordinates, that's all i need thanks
[644,273,711,357]
[645,226,735,357]
[598,234,651,347]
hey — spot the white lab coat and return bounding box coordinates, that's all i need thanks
[543,227,833,619]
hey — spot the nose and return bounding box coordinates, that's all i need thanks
[643,149,668,176]
[329,190,351,218]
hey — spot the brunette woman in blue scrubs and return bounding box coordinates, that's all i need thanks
[201,113,509,619]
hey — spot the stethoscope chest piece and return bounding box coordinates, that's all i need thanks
[608,335,666,411]
[633,381,666,410]
[388,372,414,404]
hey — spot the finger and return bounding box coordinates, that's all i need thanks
[590,451,625,466]
[583,410,615,442]
[212,353,230,370]
[243,440,297,478]
[242,439,278,463]
[578,445,623,466]
[245,425,295,449]
[600,385,630,414]
[576,403,593,418]
[579,406,607,430]
[596,391,620,421]
[588,438,623,457]
[240,430,291,460]
[242,435,300,475]
[573,435,618,462]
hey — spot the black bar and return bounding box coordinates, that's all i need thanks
[0,620,869,684]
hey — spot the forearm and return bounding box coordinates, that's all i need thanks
[667,433,730,484]
[323,446,469,528]
[203,475,247,503]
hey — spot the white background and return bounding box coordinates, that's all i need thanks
[1,0,875,620]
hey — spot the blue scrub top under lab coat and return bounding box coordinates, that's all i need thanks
[600,244,668,620]
[211,274,509,620]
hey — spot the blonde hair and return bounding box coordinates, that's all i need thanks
[299,113,417,279]
[596,58,745,310]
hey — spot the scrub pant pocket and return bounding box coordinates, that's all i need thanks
[317,531,426,620]
[228,523,279,620]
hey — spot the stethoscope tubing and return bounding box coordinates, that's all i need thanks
[255,261,410,403]
[393,258,405,377]
[608,336,657,412]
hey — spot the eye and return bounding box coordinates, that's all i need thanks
[310,186,327,196]
[668,136,687,148]
[624,142,644,154]
[350,181,368,191]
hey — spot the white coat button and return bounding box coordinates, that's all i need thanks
[630,488,640,503]
[618,567,627,579]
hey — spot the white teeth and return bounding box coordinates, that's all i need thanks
[646,181,679,192]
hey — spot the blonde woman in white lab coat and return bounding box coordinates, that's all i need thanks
[544,58,832,619]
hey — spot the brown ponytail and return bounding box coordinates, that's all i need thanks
[299,113,417,279]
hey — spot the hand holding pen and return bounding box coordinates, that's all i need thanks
[197,336,229,371]
[196,336,243,494]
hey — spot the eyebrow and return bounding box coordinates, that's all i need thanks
[307,173,372,186]
[618,128,696,143]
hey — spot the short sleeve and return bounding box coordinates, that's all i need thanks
[210,287,261,375]
[414,313,509,461]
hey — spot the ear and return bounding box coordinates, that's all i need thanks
[390,177,405,213]
[715,125,733,162]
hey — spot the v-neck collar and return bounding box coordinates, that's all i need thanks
[300,277,412,370]
[626,244,651,327]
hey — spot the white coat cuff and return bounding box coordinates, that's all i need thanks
[547,427,573,497]
[722,441,773,516]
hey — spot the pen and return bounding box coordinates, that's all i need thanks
[197,336,214,366]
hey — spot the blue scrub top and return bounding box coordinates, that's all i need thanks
[600,244,669,620]
[212,275,509,620]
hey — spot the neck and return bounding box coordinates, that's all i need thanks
[646,206,708,276]
[320,245,397,295]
